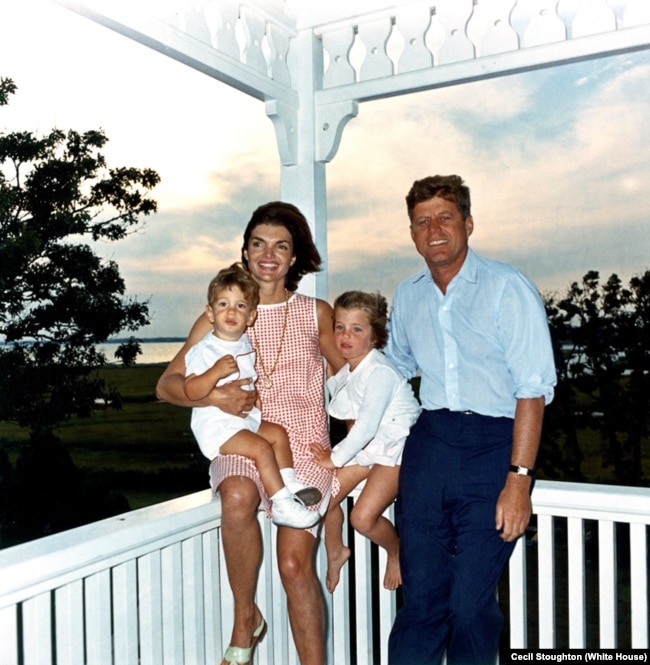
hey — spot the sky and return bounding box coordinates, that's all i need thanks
[1,1,649,338]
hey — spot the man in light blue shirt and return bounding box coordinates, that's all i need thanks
[386,175,556,665]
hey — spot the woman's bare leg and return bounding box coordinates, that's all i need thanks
[277,526,326,665]
[218,476,265,664]
[350,464,401,590]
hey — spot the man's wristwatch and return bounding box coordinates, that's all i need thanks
[509,464,535,477]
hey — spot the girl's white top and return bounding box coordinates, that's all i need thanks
[327,348,421,468]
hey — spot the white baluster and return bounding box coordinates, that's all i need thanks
[467,0,519,57]
[112,562,139,665]
[55,581,85,665]
[138,551,164,665]
[240,5,268,75]
[557,0,580,37]
[629,523,648,648]
[85,570,113,665]
[152,0,183,28]
[598,520,617,647]
[161,543,184,664]
[574,0,617,36]
[435,0,476,64]
[425,8,449,65]
[605,0,629,28]
[567,517,586,647]
[182,536,206,665]
[558,0,616,39]
[394,6,434,74]
[508,537,528,647]
[511,0,567,48]
[357,17,394,81]
[23,593,54,665]
[205,0,241,60]
[537,513,556,647]
[201,529,223,662]
[621,0,650,27]
[178,0,211,45]
[323,26,357,88]
[267,22,292,85]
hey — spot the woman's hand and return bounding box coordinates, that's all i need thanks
[310,442,336,469]
[211,378,257,417]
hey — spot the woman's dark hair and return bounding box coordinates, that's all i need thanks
[405,174,471,221]
[241,201,322,292]
[333,290,389,350]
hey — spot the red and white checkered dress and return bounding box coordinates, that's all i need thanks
[210,293,337,519]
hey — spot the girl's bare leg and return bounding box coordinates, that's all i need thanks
[349,464,401,590]
[323,503,350,593]
[324,465,369,593]
[218,476,265,664]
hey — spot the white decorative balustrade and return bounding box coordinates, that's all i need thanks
[1,480,648,664]
[317,0,650,87]
[57,0,650,170]
[74,0,650,93]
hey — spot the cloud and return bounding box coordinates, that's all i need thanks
[323,52,650,305]
[2,2,649,337]
[0,0,278,214]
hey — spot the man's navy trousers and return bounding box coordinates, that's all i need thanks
[388,408,522,665]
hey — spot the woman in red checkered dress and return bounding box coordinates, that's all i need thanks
[156,202,343,665]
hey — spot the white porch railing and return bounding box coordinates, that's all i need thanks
[0,480,648,665]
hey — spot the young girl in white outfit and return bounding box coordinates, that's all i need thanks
[311,291,421,592]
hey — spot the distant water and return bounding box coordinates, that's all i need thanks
[99,339,184,365]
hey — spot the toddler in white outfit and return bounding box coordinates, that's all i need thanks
[185,263,320,529]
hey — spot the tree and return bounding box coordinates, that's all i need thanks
[0,77,159,546]
[0,77,159,433]
[538,294,585,483]
[542,270,650,486]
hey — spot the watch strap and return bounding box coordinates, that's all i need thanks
[509,464,535,477]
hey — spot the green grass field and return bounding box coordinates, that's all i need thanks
[0,364,209,509]
[1,364,647,514]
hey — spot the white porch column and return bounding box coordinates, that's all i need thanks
[266,30,328,298]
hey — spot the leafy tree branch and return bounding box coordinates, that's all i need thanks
[0,77,160,433]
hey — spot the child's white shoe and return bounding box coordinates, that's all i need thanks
[271,495,320,529]
[280,468,322,506]
[285,480,322,507]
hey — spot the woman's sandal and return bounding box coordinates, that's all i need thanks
[222,616,267,665]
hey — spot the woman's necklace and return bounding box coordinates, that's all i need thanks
[252,288,289,389]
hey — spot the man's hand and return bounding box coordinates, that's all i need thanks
[494,474,532,542]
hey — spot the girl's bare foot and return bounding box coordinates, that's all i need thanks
[326,546,351,593]
[383,552,402,590]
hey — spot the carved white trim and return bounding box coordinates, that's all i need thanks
[316,101,360,163]
[265,99,297,165]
